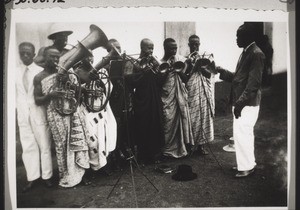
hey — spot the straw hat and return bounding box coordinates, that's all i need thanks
[48,24,73,40]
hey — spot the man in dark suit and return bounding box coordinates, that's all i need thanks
[216,24,265,178]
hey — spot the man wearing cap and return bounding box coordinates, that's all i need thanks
[16,42,53,192]
[34,24,73,67]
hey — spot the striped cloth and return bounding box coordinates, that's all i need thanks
[186,71,215,145]
[161,55,194,158]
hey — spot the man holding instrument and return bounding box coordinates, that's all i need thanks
[160,38,194,158]
[129,38,165,164]
[98,39,134,171]
[185,35,216,155]
[34,46,91,187]
[73,56,117,174]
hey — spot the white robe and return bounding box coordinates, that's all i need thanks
[80,74,117,170]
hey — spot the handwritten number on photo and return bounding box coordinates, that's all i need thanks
[15,0,26,5]
[15,0,65,4]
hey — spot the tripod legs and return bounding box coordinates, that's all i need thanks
[107,149,159,207]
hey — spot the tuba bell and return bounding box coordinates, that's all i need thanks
[54,24,109,115]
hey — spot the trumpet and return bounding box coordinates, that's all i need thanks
[139,55,170,74]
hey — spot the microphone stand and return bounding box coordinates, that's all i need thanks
[106,53,159,208]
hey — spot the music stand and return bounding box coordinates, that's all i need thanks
[106,56,159,207]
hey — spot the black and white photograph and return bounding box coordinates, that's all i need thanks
[6,7,290,209]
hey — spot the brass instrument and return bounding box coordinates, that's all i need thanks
[186,51,216,75]
[80,25,112,113]
[84,65,111,113]
[139,55,169,74]
[54,24,109,115]
[161,55,186,73]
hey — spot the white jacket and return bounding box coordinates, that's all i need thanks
[16,62,48,126]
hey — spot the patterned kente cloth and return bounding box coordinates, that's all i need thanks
[41,73,89,188]
[161,55,194,158]
[186,69,215,145]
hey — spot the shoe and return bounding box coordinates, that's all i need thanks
[44,178,53,188]
[231,166,238,171]
[198,146,208,155]
[22,181,36,193]
[234,168,255,178]
[81,176,92,186]
[223,144,235,153]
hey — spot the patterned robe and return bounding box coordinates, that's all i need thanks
[41,73,89,188]
[160,55,194,158]
[186,57,215,145]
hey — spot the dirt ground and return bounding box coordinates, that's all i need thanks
[15,86,288,208]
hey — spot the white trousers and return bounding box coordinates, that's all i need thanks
[233,106,259,171]
[18,115,53,181]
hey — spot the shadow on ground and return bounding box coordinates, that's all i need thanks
[15,73,287,208]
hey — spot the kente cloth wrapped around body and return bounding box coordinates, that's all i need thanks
[186,68,215,145]
[160,55,194,158]
[128,66,165,163]
[41,73,90,188]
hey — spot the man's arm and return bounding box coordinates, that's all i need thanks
[33,73,60,106]
[216,66,235,82]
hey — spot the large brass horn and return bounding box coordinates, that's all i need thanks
[79,25,112,113]
[80,24,108,51]
[55,42,93,115]
[54,24,109,115]
[58,41,93,73]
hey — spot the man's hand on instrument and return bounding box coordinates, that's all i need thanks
[56,72,69,83]
[48,90,65,99]
[89,69,99,80]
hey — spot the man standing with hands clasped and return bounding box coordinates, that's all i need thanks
[16,42,53,192]
[216,24,265,178]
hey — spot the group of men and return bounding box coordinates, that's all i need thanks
[16,23,265,192]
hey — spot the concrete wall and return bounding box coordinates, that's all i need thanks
[165,22,196,57]
[271,22,288,74]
